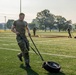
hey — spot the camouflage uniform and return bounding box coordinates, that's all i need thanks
[13,20,30,65]
[33,27,36,36]
[68,28,72,38]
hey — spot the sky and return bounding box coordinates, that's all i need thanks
[0,0,76,23]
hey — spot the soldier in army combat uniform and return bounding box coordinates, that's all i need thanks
[33,27,36,36]
[11,13,31,68]
[67,28,72,38]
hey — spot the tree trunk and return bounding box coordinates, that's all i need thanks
[59,28,61,32]
[50,28,51,32]
[45,25,46,32]
[45,28,46,32]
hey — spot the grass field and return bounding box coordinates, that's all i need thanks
[0,30,76,75]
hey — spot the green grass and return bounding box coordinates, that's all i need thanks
[0,31,76,75]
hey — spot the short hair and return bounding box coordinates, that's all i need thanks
[19,13,25,16]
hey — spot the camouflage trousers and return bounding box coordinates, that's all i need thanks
[16,35,30,65]
[68,32,72,38]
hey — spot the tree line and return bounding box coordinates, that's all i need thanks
[5,9,76,32]
[29,9,73,32]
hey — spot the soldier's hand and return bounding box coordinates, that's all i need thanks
[16,32,20,35]
[28,33,31,37]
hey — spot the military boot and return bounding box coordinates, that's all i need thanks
[17,53,23,62]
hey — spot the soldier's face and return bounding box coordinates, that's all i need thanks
[19,15,25,21]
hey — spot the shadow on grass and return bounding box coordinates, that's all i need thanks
[20,64,39,75]
[47,72,65,75]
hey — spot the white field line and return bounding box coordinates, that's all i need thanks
[2,44,9,45]
[0,47,76,59]
[2,43,17,45]
[0,40,16,43]
[1,42,43,45]
[0,33,14,34]
[0,40,53,45]
[0,40,47,43]
[0,40,51,44]
[0,36,15,38]
[0,39,69,43]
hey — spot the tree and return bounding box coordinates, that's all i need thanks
[67,20,72,29]
[0,23,5,29]
[31,9,73,32]
[28,23,36,30]
[6,20,14,29]
[73,23,76,30]
[36,9,55,32]
[55,16,66,32]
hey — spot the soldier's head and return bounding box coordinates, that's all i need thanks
[19,13,25,21]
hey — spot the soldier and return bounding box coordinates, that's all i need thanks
[67,28,72,38]
[11,13,31,68]
[33,27,36,36]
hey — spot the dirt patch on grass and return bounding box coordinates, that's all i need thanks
[31,35,68,38]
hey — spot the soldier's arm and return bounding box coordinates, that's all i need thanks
[26,24,31,36]
[11,25,19,35]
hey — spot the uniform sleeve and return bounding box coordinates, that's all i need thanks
[13,21,16,27]
[24,21,28,27]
